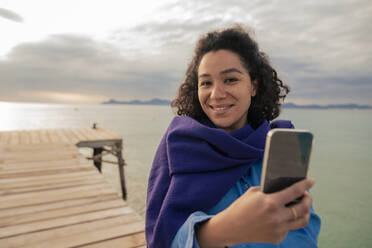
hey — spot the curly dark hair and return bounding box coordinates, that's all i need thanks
[171,25,290,128]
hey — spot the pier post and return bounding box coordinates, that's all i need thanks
[93,147,103,172]
[116,141,127,201]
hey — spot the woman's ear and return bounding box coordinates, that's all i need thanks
[251,79,258,97]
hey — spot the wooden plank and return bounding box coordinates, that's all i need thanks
[47,130,61,144]
[77,128,95,140]
[0,199,127,227]
[92,128,115,140]
[0,182,113,204]
[0,128,122,146]
[0,161,91,173]
[0,166,95,179]
[99,128,121,139]
[61,129,79,144]
[89,128,111,140]
[0,206,135,238]
[0,148,80,160]
[0,169,101,188]
[19,131,30,145]
[39,130,50,144]
[0,177,105,196]
[0,155,83,166]
[0,157,88,171]
[0,168,97,185]
[0,169,97,187]
[55,129,70,143]
[0,164,91,175]
[0,194,119,219]
[0,131,10,145]
[91,128,110,140]
[9,132,20,145]
[0,148,82,159]
[0,144,77,153]
[0,151,85,165]
[18,220,145,248]
[74,232,146,248]
[0,183,117,209]
[71,128,89,142]
[1,214,141,248]
[0,143,76,152]
[80,128,101,140]
[29,130,40,145]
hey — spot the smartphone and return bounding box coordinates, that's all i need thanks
[260,129,314,197]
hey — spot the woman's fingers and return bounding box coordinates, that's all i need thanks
[285,191,312,230]
[287,205,311,231]
[272,178,315,206]
[287,211,311,231]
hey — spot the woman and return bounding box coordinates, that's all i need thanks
[146,25,321,248]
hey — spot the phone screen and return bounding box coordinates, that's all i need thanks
[261,129,313,194]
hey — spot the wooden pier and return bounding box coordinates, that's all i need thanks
[0,128,146,248]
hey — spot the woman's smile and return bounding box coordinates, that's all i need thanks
[209,104,234,113]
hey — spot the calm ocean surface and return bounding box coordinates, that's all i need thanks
[1,102,371,247]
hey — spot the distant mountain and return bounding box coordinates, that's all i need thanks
[283,103,372,109]
[102,99,371,109]
[103,98,171,105]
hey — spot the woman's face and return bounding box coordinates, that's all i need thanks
[197,49,257,133]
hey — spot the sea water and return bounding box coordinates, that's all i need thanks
[1,102,371,247]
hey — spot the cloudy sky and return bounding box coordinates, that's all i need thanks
[0,0,371,105]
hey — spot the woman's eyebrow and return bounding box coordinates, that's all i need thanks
[220,68,243,75]
[198,73,211,79]
[199,68,243,78]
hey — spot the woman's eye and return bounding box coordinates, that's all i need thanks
[200,81,211,87]
[225,78,238,83]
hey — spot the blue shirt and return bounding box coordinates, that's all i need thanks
[171,162,321,248]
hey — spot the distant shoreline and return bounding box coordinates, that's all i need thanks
[102,98,372,109]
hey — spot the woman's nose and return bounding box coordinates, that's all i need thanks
[210,83,226,99]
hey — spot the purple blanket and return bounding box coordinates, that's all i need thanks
[146,116,293,247]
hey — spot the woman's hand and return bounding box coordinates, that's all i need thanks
[196,178,315,248]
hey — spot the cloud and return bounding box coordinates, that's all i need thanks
[0,34,180,103]
[0,8,23,23]
[118,0,372,104]
[0,0,371,104]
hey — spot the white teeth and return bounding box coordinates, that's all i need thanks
[212,105,230,111]
[215,107,228,110]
